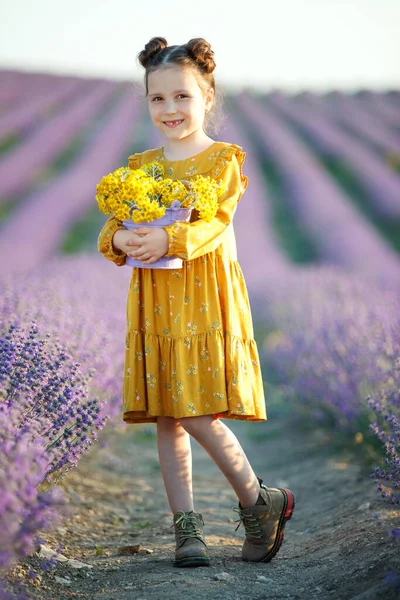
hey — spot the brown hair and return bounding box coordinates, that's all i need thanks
[137,37,224,135]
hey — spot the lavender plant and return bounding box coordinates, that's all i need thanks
[0,88,140,277]
[0,317,111,583]
[1,321,108,485]
[0,256,129,581]
[259,267,400,503]
[0,255,128,420]
[261,267,399,423]
[367,358,400,506]
[0,77,82,151]
[235,94,400,284]
[0,400,64,571]
[0,81,117,200]
[266,91,400,219]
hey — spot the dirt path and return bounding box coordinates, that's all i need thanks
[5,415,400,600]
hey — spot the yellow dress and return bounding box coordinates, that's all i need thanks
[97,141,267,424]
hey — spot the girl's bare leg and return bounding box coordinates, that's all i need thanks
[156,417,194,514]
[179,415,260,509]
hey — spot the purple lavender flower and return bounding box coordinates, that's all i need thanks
[259,267,400,504]
[367,358,400,506]
[0,315,113,577]
[0,401,64,571]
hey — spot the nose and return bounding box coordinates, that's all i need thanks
[164,98,178,114]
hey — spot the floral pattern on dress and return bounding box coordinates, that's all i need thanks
[186,165,197,176]
[98,142,266,424]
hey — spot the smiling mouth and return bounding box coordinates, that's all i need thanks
[163,120,184,128]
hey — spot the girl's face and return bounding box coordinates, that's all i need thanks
[147,65,214,142]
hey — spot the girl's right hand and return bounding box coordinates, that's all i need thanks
[112,229,144,254]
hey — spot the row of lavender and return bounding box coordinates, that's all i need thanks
[265,91,400,219]
[0,256,130,586]
[0,74,142,276]
[233,94,400,280]
[230,93,399,508]
[0,73,400,272]
[0,72,147,592]
[0,72,399,280]
[258,267,399,508]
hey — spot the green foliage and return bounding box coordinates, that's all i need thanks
[0,199,14,224]
[259,157,319,263]
[50,136,85,172]
[132,521,152,528]
[322,156,400,254]
[0,132,19,156]
[60,207,105,254]
[227,96,319,264]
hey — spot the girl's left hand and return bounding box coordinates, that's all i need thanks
[126,227,169,264]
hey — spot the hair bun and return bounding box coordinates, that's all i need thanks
[138,37,168,68]
[186,38,216,74]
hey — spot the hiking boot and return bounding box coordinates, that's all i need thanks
[233,478,295,562]
[172,510,210,567]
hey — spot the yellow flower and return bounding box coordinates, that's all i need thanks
[140,162,165,181]
[155,179,188,207]
[185,176,226,222]
[96,160,225,224]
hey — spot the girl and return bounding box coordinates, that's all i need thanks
[97,36,295,568]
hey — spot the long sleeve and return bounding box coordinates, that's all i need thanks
[163,151,248,261]
[97,215,127,267]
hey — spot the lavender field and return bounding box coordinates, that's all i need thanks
[1,70,399,599]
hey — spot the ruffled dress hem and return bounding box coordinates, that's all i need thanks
[122,326,267,423]
[122,410,267,424]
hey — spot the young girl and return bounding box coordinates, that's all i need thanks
[97,36,295,568]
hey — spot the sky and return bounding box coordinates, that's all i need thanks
[0,0,399,92]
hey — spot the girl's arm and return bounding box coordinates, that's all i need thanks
[97,216,146,266]
[163,152,247,261]
[97,216,127,266]
[96,215,141,265]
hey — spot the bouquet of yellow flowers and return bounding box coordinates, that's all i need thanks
[96,161,226,224]
[96,160,226,269]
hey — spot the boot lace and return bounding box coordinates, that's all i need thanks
[232,507,263,539]
[172,511,204,541]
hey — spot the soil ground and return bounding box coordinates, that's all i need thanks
[5,413,400,600]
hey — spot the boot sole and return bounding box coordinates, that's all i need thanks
[260,488,295,563]
[173,556,211,568]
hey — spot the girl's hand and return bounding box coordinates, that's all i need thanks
[126,227,169,264]
[112,229,144,254]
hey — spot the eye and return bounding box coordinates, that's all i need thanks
[177,94,189,99]
[151,96,163,102]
